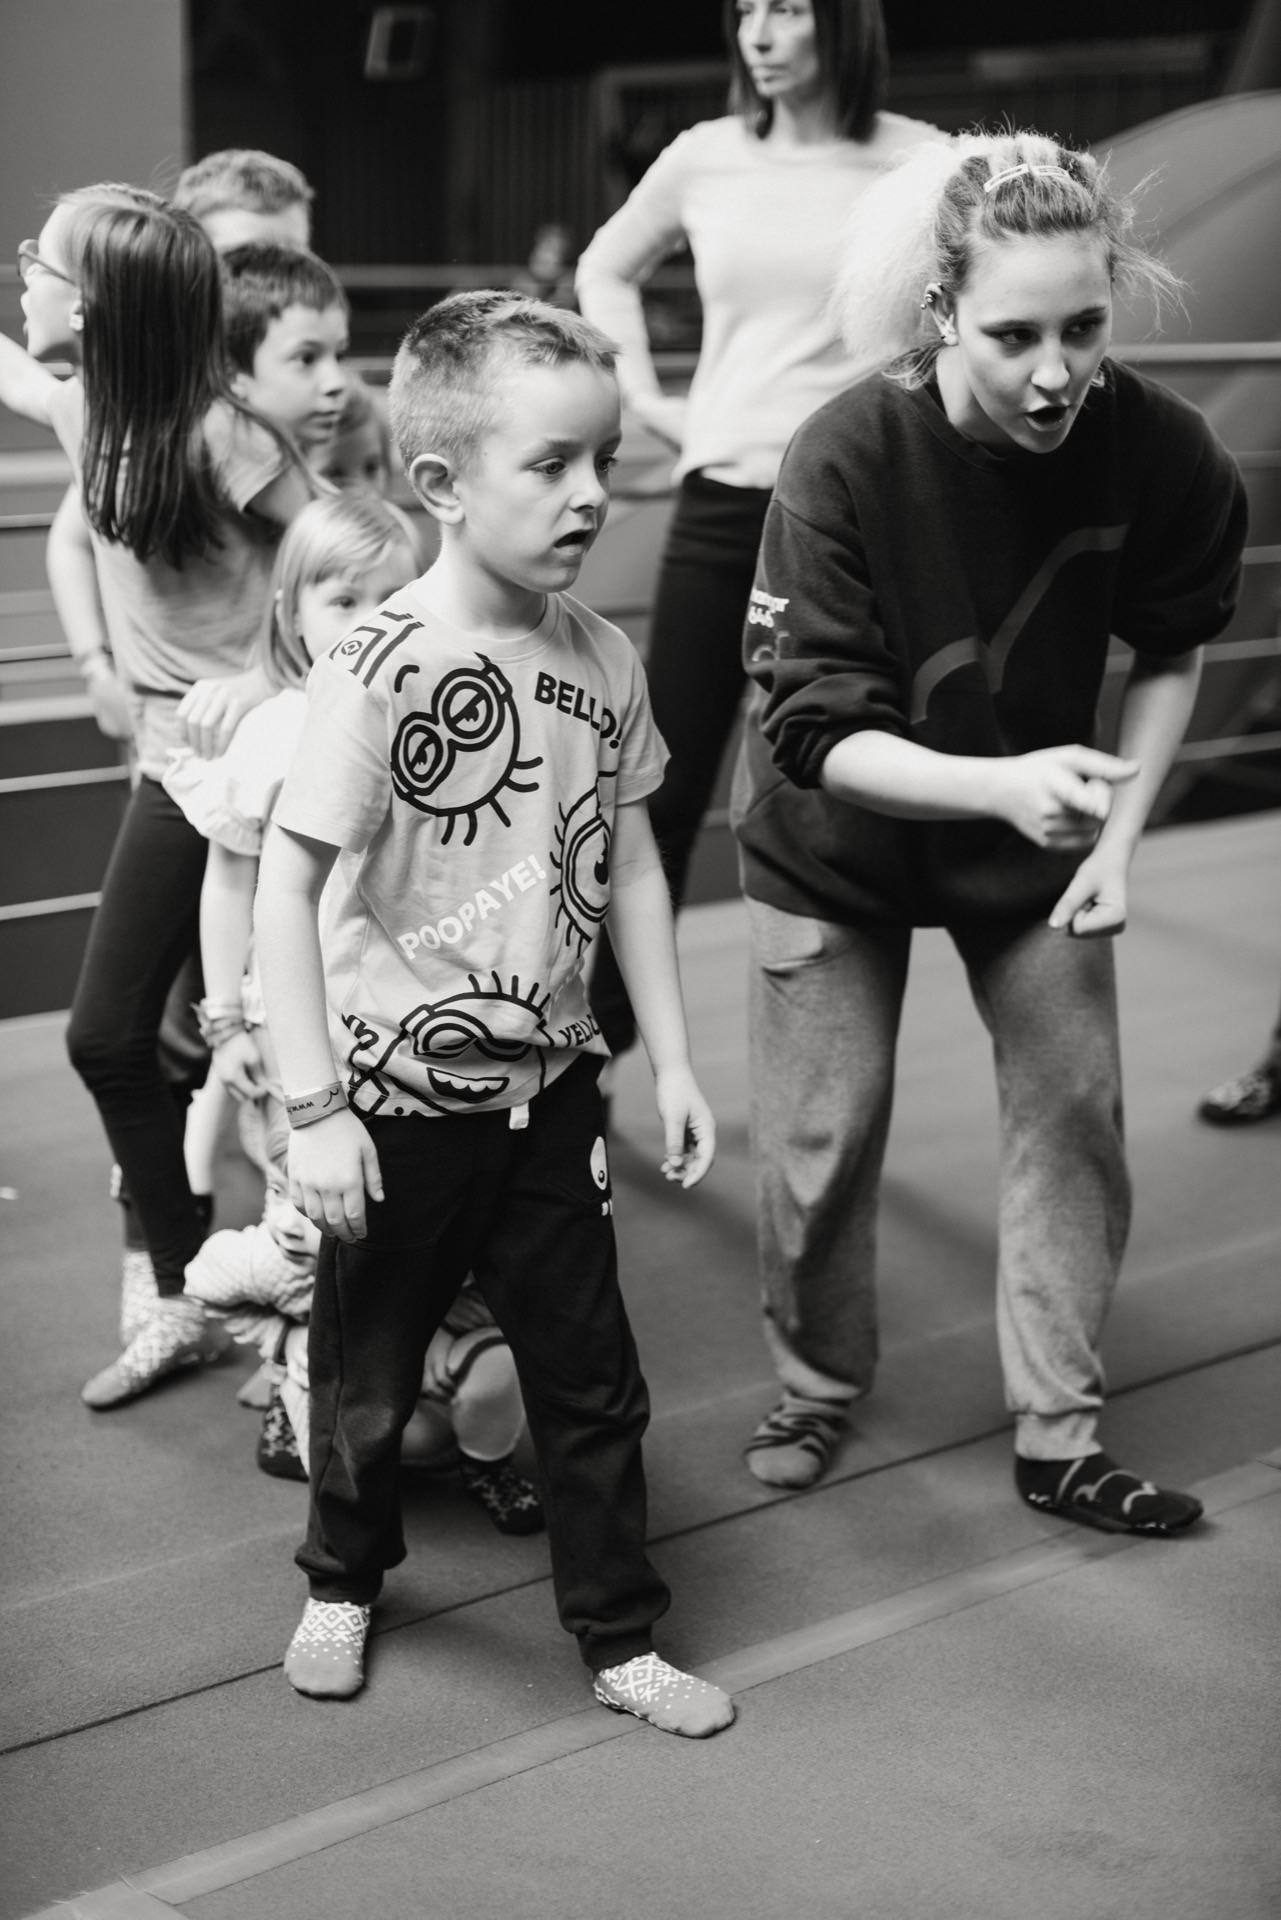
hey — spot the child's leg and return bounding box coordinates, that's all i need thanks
[280,1322,311,1472]
[297,1116,478,1605]
[745,899,910,1485]
[473,1060,669,1674]
[447,1331,525,1462]
[65,777,209,1296]
[955,917,1130,1459]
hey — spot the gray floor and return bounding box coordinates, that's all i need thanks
[3,812,1280,1920]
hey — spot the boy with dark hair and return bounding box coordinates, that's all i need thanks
[254,291,734,1737]
[221,243,349,458]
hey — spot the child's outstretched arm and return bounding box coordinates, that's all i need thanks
[604,799,715,1187]
[0,332,61,428]
[254,822,384,1240]
[1048,646,1203,938]
[200,841,269,1101]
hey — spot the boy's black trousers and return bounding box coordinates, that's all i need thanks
[298,1057,670,1672]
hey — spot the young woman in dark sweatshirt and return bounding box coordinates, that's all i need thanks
[733,131,1247,1530]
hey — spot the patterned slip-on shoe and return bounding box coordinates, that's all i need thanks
[460,1457,545,1535]
[1197,1066,1281,1127]
[594,1653,735,1738]
[744,1390,848,1489]
[82,1298,226,1410]
[284,1600,372,1699]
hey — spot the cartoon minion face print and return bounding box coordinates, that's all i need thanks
[389,655,543,845]
[402,972,552,1109]
[343,976,553,1115]
[550,784,611,956]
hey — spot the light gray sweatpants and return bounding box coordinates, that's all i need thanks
[747,898,1131,1460]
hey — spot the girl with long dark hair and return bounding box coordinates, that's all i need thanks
[2,183,313,1407]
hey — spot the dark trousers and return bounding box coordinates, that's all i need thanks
[66,775,210,1294]
[590,472,772,1054]
[299,1058,671,1671]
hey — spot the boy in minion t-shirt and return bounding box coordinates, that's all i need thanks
[255,291,733,1738]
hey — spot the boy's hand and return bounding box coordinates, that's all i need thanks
[991,747,1138,850]
[1049,847,1130,938]
[288,1108,384,1243]
[176,665,271,759]
[213,1028,269,1102]
[654,1066,716,1189]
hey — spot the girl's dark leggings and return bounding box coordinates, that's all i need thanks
[590,472,772,1055]
[66,775,210,1295]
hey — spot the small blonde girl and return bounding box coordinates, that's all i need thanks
[166,492,420,1107]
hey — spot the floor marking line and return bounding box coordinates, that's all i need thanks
[27,1457,1281,1920]
[25,1886,182,1920]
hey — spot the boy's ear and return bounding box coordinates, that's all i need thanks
[407,452,464,525]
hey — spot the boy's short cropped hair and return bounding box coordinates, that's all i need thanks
[388,289,617,474]
[174,149,314,223]
[220,242,349,373]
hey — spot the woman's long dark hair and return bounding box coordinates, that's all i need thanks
[723,0,887,143]
[63,185,231,569]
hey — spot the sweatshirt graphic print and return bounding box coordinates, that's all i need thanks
[733,361,1247,927]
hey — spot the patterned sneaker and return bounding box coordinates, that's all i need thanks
[119,1248,159,1347]
[744,1390,849,1489]
[284,1599,372,1699]
[257,1384,307,1482]
[594,1653,735,1738]
[81,1298,225,1410]
[460,1455,545,1535]
[1197,1066,1281,1127]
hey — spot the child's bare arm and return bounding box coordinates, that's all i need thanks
[46,487,132,739]
[200,841,267,1101]
[255,823,384,1238]
[0,332,60,427]
[604,799,715,1187]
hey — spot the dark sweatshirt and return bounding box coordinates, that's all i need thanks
[732,359,1247,927]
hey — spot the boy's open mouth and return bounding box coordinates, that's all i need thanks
[553,529,592,551]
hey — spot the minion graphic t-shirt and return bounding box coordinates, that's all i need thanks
[273,587,666,1118]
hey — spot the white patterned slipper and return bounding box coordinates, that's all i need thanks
[593,1653,734,1737]
[284,1599,373,1699]
[82,1297,225,1410]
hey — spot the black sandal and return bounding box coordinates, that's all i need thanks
[1015,1452,1203,1536]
